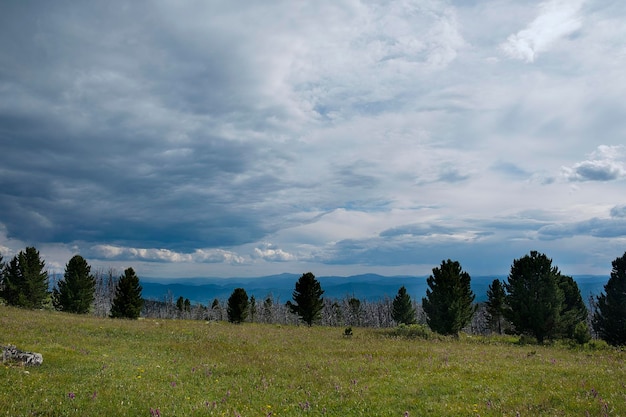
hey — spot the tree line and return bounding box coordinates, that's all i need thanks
[1,247,625,346]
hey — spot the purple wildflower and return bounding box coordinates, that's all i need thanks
[67,392,76,399]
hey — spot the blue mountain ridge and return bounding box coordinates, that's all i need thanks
[140,274,608,305]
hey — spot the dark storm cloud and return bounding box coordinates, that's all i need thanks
[0,0,305,251]
[2,0,626,277]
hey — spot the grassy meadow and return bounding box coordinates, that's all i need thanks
[1,306,625,416]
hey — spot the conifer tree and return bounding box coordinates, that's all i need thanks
[391,286,416,325]
[557,274,588,339]
[486,279,507,334]
[1,247,49,308]
[54,255,96,314]
[593,252,626,346]
[505,251,563,344]
[227,288,249,323]
[288,272,324,326]
[110,267,143,319]
[422,259,476,336]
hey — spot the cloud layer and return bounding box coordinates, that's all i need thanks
[1,0,625,278]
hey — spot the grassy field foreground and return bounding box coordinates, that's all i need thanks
[1,306,624,416]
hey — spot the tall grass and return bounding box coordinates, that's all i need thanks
[1,306,624,416]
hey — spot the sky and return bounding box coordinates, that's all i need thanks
[1,0,626,280]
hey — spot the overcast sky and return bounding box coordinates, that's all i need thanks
[1,0,625,279]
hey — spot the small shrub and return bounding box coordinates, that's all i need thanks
[586,339,610,350]
[573,322,591,345]
[516,334,537,345]
[343,327,353,337]
[387,324,432,340]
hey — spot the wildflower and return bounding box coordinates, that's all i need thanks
[404,412,410,417]
[149,407,161,417]
[91,391,97,400]
[68,392,75,400]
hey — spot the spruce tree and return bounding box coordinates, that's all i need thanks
[593,252,626,346]
[227,288,249,323]
[110,267,143,319]
[288,272,324,326]
[54,255,96,314]
[176,296,185,312]
[391,286,416,325]
[1,247,49,308]
[485,279,507,334]
[422,259,476,336]
[557,274,588,339]
[505,251,564,344]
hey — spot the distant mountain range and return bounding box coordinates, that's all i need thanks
[141,273,608,305]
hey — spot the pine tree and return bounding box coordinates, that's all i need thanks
[391,286,416,325]
[593,252,626,346]
[422,259,476,336]
[110,267,143,319]
[176,296,185,312]
[288,272,324,326]
[505,251,564,344]
[485,279,507,334]
[227,288,249,323]
[557,274,588,339]
[54,255,96,314]
[1,247,49,308]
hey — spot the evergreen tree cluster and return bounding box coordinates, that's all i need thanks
[0,247,143,320]
[2,246,626,346]
[0,247,49,309]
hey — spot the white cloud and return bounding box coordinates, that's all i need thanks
[88,245,246,264]
[191,249,247,265]
[500,0,586,62]
[562,145,626,182]
[253,243,296,262]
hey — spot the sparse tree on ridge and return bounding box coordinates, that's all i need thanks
[1,247,49,309]
[110,267,144,319]
[53,255,96,314]
[593,252,626,346]
[486,279,507,334]
[227,288,249,324]
[422,259,476,336]
[287,272,324,326]
[391,286,416,325]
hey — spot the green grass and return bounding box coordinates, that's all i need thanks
[1,306,624,416]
